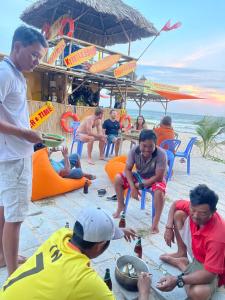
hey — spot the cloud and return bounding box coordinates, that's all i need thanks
[167,40,225,68]
[180,84,225,104]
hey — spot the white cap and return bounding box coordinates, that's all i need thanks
[74,207,124,242]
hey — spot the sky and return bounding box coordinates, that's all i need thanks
[0,0,225,116]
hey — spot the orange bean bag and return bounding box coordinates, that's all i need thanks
[32,148,89,201]
[105,156,127,183]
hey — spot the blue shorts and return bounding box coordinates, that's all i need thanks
[60,153,83,179]
[107,134,120,143]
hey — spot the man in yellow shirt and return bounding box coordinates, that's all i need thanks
[0,207,151,300]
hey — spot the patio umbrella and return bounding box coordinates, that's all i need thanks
[152,90,203,101]
[20,0,158,47]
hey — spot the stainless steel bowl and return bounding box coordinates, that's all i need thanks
[115,255,149,291]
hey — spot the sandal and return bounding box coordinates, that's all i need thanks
[98,189,107,197]
[107,194,117,201]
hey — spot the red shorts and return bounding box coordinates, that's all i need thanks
[120,173,166,193]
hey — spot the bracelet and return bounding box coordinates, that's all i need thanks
[165,225,173,230]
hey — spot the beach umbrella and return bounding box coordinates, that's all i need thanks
[152,90,203,101]
[21,0,158,47]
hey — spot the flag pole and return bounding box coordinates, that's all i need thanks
[137,32,161,61]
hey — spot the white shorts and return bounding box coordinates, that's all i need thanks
[0,157,32,222]
[179,216,193,258]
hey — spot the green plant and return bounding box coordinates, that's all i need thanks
[195,116,225,157]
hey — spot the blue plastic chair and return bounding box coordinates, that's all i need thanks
[124,150,175,223]
[160,139,181,153]
[174,137,197,175]
[105,142,115,158]
[70,121,86,157]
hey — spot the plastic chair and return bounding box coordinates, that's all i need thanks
[105,142,115,158]
[124,150,174,223]
[160,139,181,153]
[174,137,197,175]
[70,121,86,157]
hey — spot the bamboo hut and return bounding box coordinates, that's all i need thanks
[12,0,158,137]
[21,0,158,48]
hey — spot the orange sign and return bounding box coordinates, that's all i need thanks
[47,39,66,65]
[114,60,137,78]
[64,46,96,68]
[30,102,54,129]
[89,54,121,73]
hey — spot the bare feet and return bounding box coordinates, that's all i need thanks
[113,207,125,218]
[99,156,107,161]
[150,226,159,234]
[84,174,96,180]
[87,159,95,165]
[160,252,187,259]
[160,255,189,271]
[0,255,27,268]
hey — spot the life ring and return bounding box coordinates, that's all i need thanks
[120,114,132,131]
[60,112,79,133]
[59,17,74,38]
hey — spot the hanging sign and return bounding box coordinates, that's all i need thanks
[89,54,121,74]
[30,102,54,129]
[64,46,96,68]
[144,81,179,94]
[114,60,137,78]
[47,39,66,65]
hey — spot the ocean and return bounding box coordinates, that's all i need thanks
[127,109,225,140]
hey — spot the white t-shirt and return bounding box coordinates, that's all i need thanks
[0,57,33,161]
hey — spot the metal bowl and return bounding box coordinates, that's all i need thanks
[115,255,149,291]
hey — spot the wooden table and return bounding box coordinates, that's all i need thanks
[119,132,139,155]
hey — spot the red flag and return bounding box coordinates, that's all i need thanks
[161,20,171,31]
[169,22,182,30]
[161,20,182,32]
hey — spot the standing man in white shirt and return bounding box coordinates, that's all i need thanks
[0,26,47,275]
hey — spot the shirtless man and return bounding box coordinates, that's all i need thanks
[76,107,106,164]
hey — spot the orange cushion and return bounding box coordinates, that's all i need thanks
[105,156,127,183]
[32,148,88,201]
[105,161,125,183]
[106,155,127,164]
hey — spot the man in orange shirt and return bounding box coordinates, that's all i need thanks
[157,184,225,300]
[154,116,175,147]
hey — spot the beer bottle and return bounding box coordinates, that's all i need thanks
[104,268,112,291]
[65,222,69,228]
[83,180,89,194]
[118,211,126,228]
[134,236,142,259]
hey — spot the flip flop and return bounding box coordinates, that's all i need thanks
[98,189,107,197]
[107,194,117,201]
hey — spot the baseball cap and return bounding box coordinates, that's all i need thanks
[74,207,124,242]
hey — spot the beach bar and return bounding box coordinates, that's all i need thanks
[7,0,157,137]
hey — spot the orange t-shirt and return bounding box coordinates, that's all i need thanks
[154,125,175,147]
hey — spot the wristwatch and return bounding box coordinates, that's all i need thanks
[176,273,185,288]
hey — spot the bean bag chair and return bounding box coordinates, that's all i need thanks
[106,155,127,164]
[32,148,89,201]
[105,156,127,183]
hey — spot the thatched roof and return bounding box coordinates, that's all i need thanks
[21,0,158,47]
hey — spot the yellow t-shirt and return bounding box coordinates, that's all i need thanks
[0,228,115,300]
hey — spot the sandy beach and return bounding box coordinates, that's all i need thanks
[0,132,224,299]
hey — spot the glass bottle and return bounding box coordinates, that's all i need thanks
[83,180,89,194]
[134,236,142,259]
[104,268,112,291]
[118,211,126,228]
